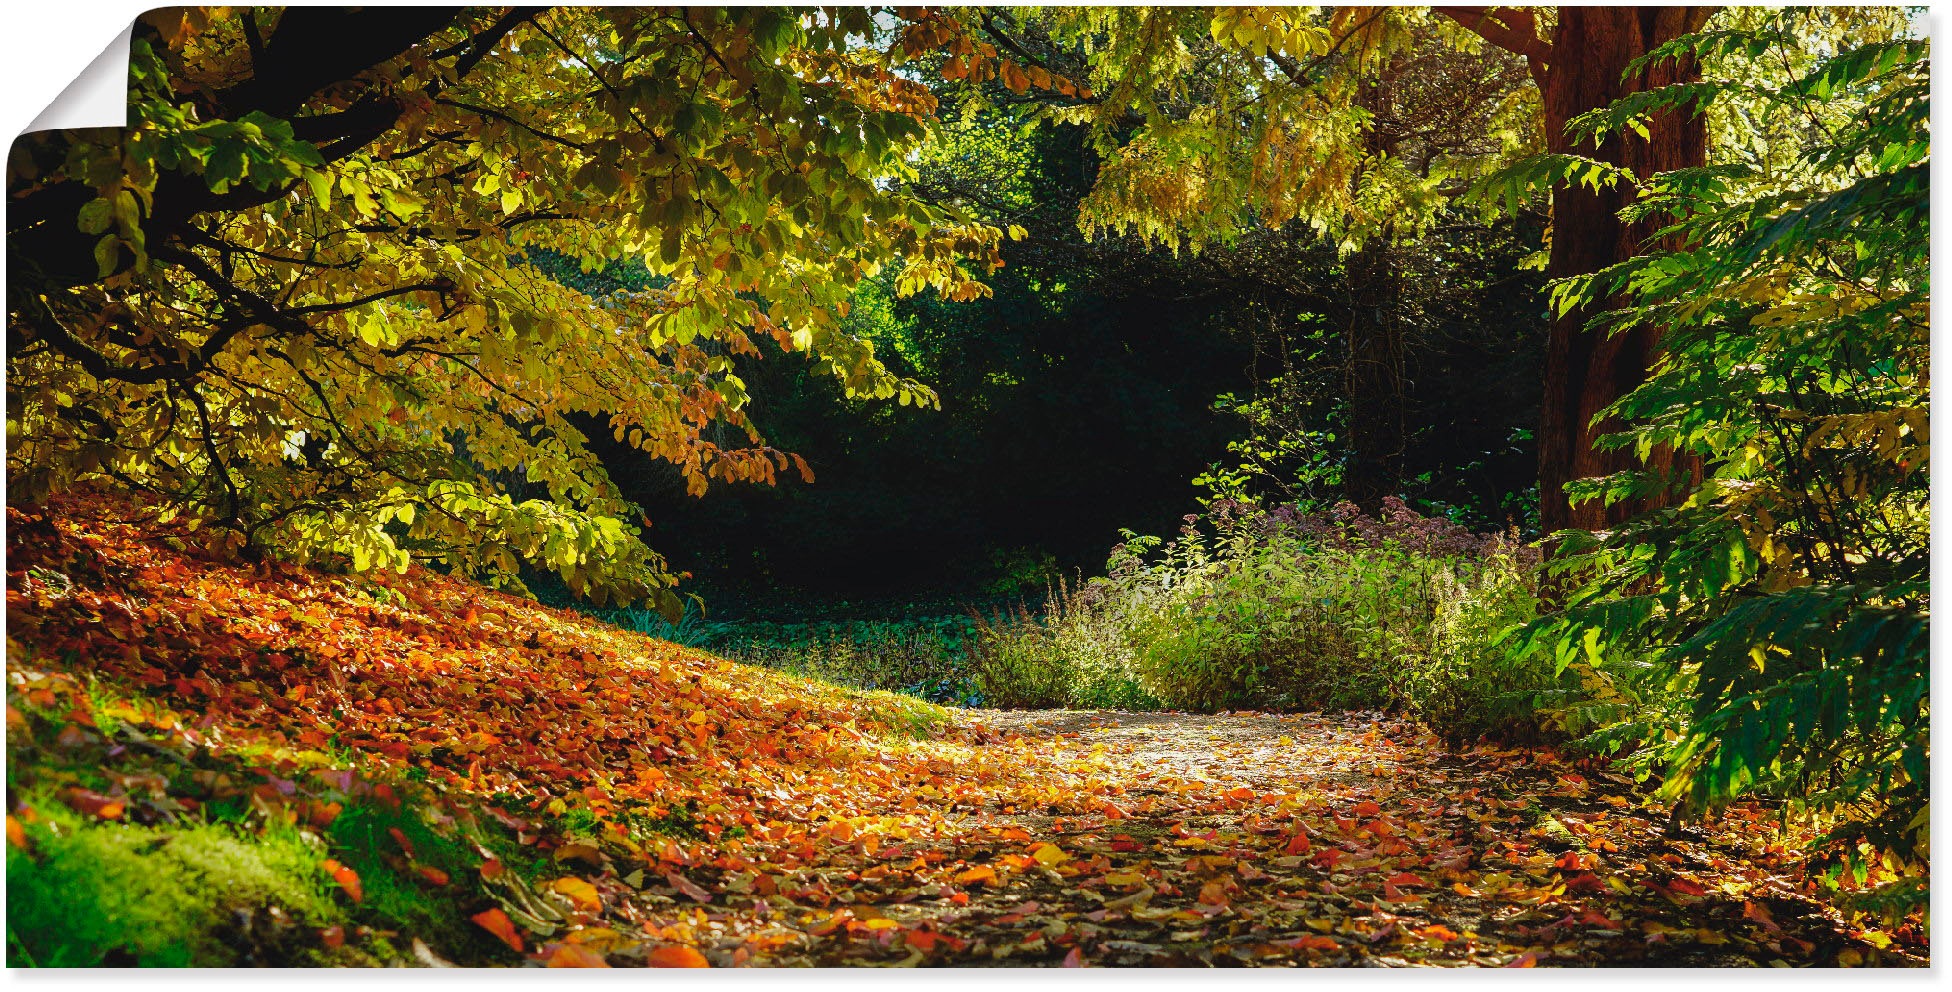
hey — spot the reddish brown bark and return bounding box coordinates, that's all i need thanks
[1442,7,1713,534]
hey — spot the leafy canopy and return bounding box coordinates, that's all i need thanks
[8,7,1030,612]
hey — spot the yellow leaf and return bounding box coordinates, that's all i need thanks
[1030,843,1071,866]
[552,876,602,913]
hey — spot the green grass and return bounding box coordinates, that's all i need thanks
[7,796,339,966]
[3,672,549,967]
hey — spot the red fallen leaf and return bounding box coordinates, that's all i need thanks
[1575,909,1621,929]
[1564,872,1606,894]
[1198,880,1229,906]
[1506,951,1541,968]
[472,908,523,952]
[1062,947,1085,967]
[647,945,710,968]
[320,925,345,949]
[1743,900,1781,932]
[1359,819,1394,837]
[544,943,610,968]
[388,826,415,856]
[1384,871,1426,888]
[665,870,712,903]
[61,788,124,820]
[1284,832,1312,855]
[1667,877,1708,896]
[6,815,27,849]
[480,858,505,881]
[320,859,363,903]
[1226,787,1256,801]
[1352,800,1383,817]
[1100,801,1128,820]
[417,865,450,886]
[1421,924,1461,942]
[1554,851,1590,871]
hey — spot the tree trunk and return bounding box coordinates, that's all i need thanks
[1534,7,1712,534]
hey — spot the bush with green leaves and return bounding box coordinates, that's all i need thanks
[1517,22,1928,920]
[1114,500,1557,720]
[970,577,1157,711]
[963,498,1577,730]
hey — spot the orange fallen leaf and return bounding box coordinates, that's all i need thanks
[1062,946,1084,967]
[471,908,523,952]
[544,943,610,968]
[5,815,26,849]
[1284,935,1339,952]
[956,865,998,886]
[417,865,450,886]
[320,859,363,903]
[647,944,710,968]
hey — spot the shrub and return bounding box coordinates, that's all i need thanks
[970,577,1157,711]
[960,498,1597,734]
[1108,498,1561,721]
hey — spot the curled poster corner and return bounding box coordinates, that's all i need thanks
[23,22,133,135]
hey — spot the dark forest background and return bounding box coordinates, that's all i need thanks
[553,119,1551,617]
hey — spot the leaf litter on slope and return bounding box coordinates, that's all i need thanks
[3,495,1923,967]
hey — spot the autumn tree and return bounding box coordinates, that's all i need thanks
[7,7,1026,612]
[1437,7,1714,533]
[986,6,1905,534]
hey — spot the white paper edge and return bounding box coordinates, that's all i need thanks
[22,21,133,135]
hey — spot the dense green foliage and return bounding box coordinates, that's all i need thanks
[1520,21,1930,914]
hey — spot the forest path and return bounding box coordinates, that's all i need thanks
[756,708,1911,967]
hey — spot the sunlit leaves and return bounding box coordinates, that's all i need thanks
[10,7,1016,609]
[1529,14,1928,916]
